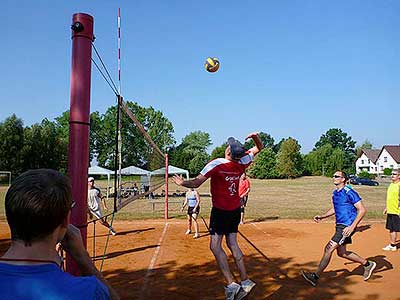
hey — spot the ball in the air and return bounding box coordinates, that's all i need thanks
[205,57,220,73]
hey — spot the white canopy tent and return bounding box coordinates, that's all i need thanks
[121,165,151,176]
[151,165,189,180]
[88,165,113,199]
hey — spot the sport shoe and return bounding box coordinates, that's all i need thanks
[363,261,376,281]
[185,229,191,235]
[225,282,247,300]
[110,228,117,236]
[382,244,397,251]
[241,278,256,294]
[301,270,318,287]
[193,233,200,239]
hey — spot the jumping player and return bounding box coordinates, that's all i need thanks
[172,133,263,300]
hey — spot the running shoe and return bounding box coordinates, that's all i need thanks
[193,233,200,239]
[225,282,246,300]
[301,270,318,287]
[382,244,397,251]
[185,229,191,235]
[241,278,256,293]
[363,261,376,281]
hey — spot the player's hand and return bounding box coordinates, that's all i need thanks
[383,208,387,215]
[172,174,184,186]
[342,226,354,237]
[60,224,86,258]
[245,132,259,140]
[313,215,322,223]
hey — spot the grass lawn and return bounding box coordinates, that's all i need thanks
[1,176,388,221]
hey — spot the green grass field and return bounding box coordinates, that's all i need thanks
[1,176,389,221]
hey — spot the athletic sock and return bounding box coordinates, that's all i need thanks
[391,243,396,247]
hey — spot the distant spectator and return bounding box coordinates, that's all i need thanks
[239,173,251,224]
[181,188,201,239]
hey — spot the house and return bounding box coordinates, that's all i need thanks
[355,149,380,174]
[375,145,400,173]
[356,145,400,175]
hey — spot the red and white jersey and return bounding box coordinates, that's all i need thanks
[200,152,254,211]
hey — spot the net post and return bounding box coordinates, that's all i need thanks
[165,154,169,220]
[67,12,94,275]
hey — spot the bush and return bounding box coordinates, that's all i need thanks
[357,171,375,179]
[383,168,393,176]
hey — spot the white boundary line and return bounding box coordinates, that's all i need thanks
[139,222,169,300]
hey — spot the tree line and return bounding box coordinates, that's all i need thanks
[0,102,365,180]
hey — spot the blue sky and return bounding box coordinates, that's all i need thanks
[1,0,399,153]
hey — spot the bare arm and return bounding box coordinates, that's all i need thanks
[314,207,335,223]
[246,132,264,156]
[172,174,208,188]
[181,194,188,211]
[61,224,120,300]
[193,190,201,210]
[343,200,366,236]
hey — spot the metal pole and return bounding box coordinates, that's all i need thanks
[67,13,94,275]
[165,154,169,220]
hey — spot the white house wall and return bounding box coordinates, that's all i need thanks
[376,149,399,172]
[355,153,378,174]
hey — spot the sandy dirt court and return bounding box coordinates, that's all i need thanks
[0,219,398,300]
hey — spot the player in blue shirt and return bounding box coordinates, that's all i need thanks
[0,169,119,300]
[301,171,376,286]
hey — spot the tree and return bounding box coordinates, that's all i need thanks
[276,138,303,178]
[210,143,227,160]
[0,115,25,176]
[314,128,356,174]
[356,140,373,157]
[247,148,278,179]
[94,102,175,169]
[273,138,285,153]
[21,119,68,172]
[169,131,211,176]
[303,144,333,176]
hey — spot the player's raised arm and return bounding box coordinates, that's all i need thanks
[246,132,264,156]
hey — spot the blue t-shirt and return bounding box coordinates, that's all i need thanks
[0,263,109,300]
[332,186,362,226]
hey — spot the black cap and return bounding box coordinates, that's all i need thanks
[227,137,245,160]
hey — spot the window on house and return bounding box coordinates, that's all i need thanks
[375,167,377,171]
[390,165,393,168]
[368,159,370,164]
[380,166,384,170]
[384,157,387,162]
[361,160,364,164]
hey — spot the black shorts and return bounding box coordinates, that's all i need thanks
[331,224,355,245]
[240,196,248,207]
[209,207,241,235]
[386,214,400,232]
[188,206,200,216]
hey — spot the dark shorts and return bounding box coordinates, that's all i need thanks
[188,206,200,216]
[386,214,400,232]
[209,206,241,235]
[331,224,355,245]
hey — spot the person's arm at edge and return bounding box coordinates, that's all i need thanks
[343,200,366,236]
[314,207,335,222]
[193,190,201,211]
[246,132,264,156]
[61,225,120,300]
[172,174,208,189]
